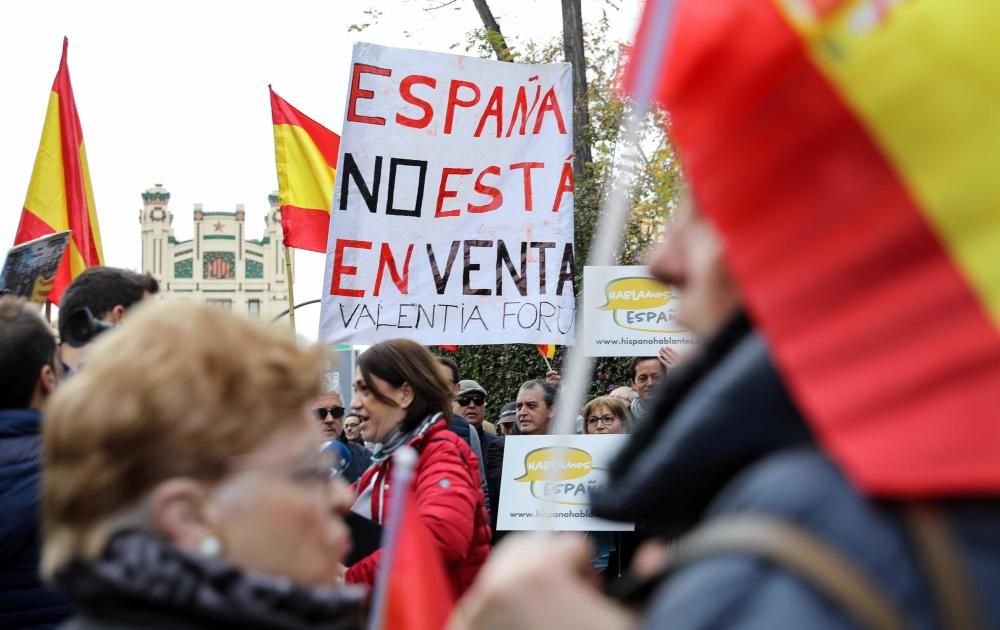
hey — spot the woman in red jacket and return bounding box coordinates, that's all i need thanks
[345,339,491,599]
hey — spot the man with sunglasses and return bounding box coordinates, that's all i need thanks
[311,390,371,482]
[312,392,346,441]
[454,380,498,453]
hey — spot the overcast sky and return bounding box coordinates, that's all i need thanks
[0,0,641,339]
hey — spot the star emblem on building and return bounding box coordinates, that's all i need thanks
[213,221,225,232]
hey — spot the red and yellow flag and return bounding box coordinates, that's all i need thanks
[536,344,556,360]
[15,38,103,305]
[269,86,340,253]
[382,487,454,630]
[630,0,1000,495]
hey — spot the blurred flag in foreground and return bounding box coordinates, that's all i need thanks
[370,447,453,630]
[269,86,340,253]
[381,487,453,630]
[627,0,1000,495]
[15,37,104,305]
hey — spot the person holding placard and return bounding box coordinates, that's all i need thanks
[627,356,664,421]
[485,379,558,539]
[581,396,633,575]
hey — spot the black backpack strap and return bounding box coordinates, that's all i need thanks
[903,503,985,630]
[614,514,907,630]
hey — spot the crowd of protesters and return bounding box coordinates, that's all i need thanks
[5,210,1000,629]
[0,259,674,629]
[5,3,1000,626]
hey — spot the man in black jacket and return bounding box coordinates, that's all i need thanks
[0,297,74,628]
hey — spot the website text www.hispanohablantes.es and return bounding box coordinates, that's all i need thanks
[508,509,594,518]
[594,337,699,347]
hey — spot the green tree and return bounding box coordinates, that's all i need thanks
[431,4,682,420]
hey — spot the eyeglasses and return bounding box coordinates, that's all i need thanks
[232,443,347,489]
[456,395,485,407]
[586,415,618,427]
[314,406,345,421]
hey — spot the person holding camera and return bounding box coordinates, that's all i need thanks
[57,266,158,374]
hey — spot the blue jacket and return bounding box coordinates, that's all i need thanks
[0,408,74,628]
[592,316,1000,629]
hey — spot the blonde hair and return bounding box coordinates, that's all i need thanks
[582,396,631,434]
[41,300,327,579]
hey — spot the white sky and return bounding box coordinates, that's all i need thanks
[0,0,641,339]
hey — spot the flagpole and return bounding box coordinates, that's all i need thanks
[283,243,296,333]
[368,446,419,630]
[550,0,675,437]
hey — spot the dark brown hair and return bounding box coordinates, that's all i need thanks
[357,339,452,432]
[0,297,56,409]
[630,356,662,382]
[58,266,159,330]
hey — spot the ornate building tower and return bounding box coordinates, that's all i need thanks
[139,184,173,280]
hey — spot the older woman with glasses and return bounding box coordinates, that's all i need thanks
[42,301,364,630]
[580,395,632,575]
[582,396,631,435]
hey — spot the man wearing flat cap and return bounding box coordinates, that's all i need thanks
[495,402,516,436]
[454,379,498,453]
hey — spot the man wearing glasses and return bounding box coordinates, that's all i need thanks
[312,391,346,442]
[311,390,371,482]
[454,379,498,453]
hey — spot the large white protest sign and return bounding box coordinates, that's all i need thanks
[582,265,699,357]
[320,43,576,346]
[497,435,634,532]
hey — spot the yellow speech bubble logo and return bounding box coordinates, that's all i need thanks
[600,277,672,311]
[515,447,593,482]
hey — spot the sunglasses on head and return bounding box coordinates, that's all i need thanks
[456,395,485,407]
[314,406,345,421]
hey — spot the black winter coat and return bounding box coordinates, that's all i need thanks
[0,408,74,628]
[591,314,1000,629]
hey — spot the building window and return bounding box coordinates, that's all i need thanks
[248,299,261,318]
[174,258,193,279]
[246,258,264,279]
[206,298,232,311]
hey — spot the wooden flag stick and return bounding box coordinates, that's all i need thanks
[283,244,296,333]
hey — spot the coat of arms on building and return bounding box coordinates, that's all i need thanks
[203,251,236,280]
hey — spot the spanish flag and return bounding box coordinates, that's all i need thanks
[629,0,1000,495]
[536,344,556,360]
[381,487,454,630]
[14,38,103,305]
[269,86,340,253]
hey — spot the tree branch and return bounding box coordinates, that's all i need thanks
[471,0,513,61]
[424,0,460,10]
[562,0,593,175]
